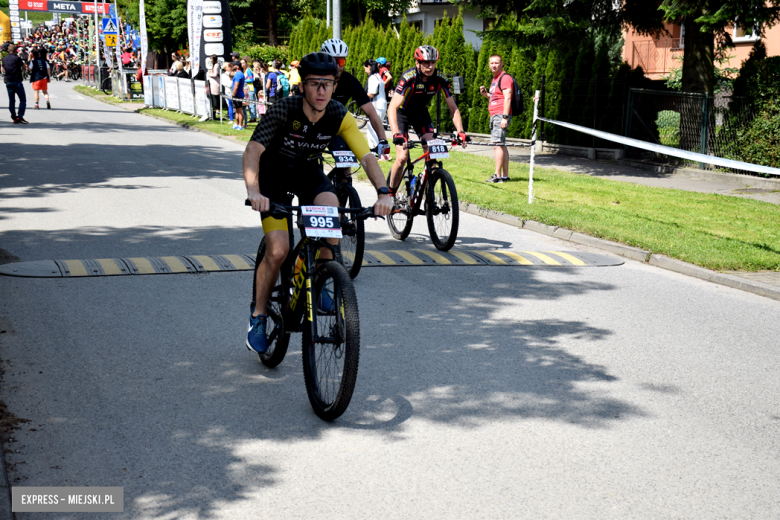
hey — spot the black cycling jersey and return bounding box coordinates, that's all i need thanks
[249,95,370,167]
[394,67,452,112]
[332,71,370,108]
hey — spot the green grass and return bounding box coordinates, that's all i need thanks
[73,84,136,104]
[131,107,780,272]
[138,107,255,141]
[1,7,53,25]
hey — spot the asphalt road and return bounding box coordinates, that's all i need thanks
[1,81,779,519]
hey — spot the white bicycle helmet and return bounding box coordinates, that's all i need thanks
[320,39,349,58]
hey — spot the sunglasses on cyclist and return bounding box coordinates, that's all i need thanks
[303,78,336,91]
[335,57,346,67]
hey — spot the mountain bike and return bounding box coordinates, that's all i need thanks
[322,147,365,279]
[346,100,368,130]
[387,135,461,251]
[246,200,378,421]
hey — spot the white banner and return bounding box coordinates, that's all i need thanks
[178,78,195,114]
[187,0,204,74]
[143,76,153,106]
[115,13,123,75]
[538,117,780,177]
[139,0,148,74]
[164,76,180,111]
[194,80,209,117]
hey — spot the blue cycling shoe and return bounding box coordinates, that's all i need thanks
[247,307,269,353]
[317,287,336,314]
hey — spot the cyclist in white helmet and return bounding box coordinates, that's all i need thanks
[320,39,390,158]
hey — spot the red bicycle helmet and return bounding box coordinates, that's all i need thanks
[414,45,439,62]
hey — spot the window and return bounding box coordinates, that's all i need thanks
[734,21,760,42]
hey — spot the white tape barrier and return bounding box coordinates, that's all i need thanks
[538,117,780,177]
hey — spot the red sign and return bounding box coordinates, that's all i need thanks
[17,0,110,13]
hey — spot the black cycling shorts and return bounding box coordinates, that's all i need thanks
[259,163,337,233]
[396,110,435,141]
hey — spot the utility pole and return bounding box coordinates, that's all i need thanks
[332,0,340,39]
[326,0,330,28]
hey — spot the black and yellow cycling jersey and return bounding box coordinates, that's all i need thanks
[249,95,370,166]
[394,67,452,113]
[248,95,371,234]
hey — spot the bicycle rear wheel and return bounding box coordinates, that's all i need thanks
[387,171,414,240]
[302,261,360,421]
[426,168,459,251]
[252,237,291,368]
[337,183,365,279]
[346,100,368,129]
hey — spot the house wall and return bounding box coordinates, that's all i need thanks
[396,5,483,49]
[624,21,780,80]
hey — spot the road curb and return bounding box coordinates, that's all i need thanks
[459,201,780,302]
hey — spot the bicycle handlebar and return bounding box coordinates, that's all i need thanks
[244,200,384,220]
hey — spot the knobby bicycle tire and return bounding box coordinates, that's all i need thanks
[387,171,414,240]
[302,261,360,421]
[252,237,291,368]
[337,183,365,279]
[426,168,459,251]
[346,100,368,130]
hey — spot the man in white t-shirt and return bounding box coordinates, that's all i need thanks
[363,59,388,159]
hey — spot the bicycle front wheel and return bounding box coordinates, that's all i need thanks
[337,183,365,279]
[346,100,368,129]
[387,171,414,241]
[252,237,291,368]
[426,168,460,251]
[302,261,360,421]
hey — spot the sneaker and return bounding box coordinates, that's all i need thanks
[246,311,269,353]
[12,118,21,124]
[18,118,29,124]
[317,287,336,314]
[34,104,39,110]
[485,174,503,183]
[232,125,239,130]
[501,177,510,182]
[46,100,51,109]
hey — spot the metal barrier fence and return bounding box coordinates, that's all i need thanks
[110,69,144,101]
[625,88,758,173]
[141,75,213,119]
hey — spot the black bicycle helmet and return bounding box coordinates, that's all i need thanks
[298,52,339,80]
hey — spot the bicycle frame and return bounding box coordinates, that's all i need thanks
[395,140,443,215]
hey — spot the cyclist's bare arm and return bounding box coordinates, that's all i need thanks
[387,93,403,137]
[359,101,387,142]
[445,96,467,148]
[242,141,269,212]
[360,155,393,217]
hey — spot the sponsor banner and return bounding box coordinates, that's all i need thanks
[144,76,154,105]
[178,79,195,115]
[202,1,220,13]
[139,0,148,74]
[16,1,110,13]
[538,117,780,177]
[203,29,222,42]
[164,76,179,111]
[156,75,166,108]
[203,43,224,56]
[187,0,203,73]
[194,80,209,117]
[202,15,221,28]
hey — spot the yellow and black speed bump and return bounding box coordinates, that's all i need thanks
[0,250,622,278]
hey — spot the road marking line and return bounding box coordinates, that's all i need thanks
[63,260,88,276]
[192,255,221,271]
[128,257,156,274]
[522,251,560,265]
[450,251,480,264]
[161,256,190,273]
[393,250,425,265]
[473,251,507,264]
[96,258,123,275]
[224,255,251,270]
[417,250,451,264]
[494,251,533,265]
[366,251,396,265]
[545,251,586,266]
